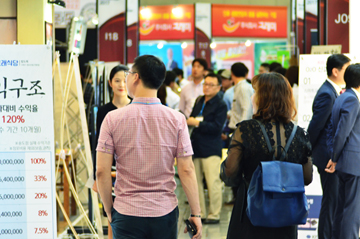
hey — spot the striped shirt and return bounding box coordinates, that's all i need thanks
[96,97,193,217]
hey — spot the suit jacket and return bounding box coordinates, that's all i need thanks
[330,89,360,176]
[167,60,178,70]
[308,80,338,170]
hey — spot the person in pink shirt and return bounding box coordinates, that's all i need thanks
[96,55,202,239]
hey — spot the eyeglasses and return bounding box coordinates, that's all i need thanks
[203,83,220,87]
[124,70,137,77]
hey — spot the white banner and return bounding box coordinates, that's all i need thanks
[0,45,56,239]
[98,0,125,27]
[195,3,211,38]
[55,0,96,28]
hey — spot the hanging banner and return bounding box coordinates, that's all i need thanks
[195,3,211,68]
[305,0,318,54]
[297,0,305,54]
[139,5,194,40]
[127,0,139,64]
[254,41,286,75]
[55,0,96,28]
[98,0,126,63]
[327,0,349,53]
[211,43,254,78]
[212,4,287,38]
[0,45,56,238]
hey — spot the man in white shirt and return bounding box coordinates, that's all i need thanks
[164,71,180,110]
[228,62,254,130]
[179,58,208,118]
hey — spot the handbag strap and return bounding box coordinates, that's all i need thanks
[255,120,297,161]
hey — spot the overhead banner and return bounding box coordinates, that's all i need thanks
[127,0,139,64]
[139,5,195,40]
[0,45,56,238]
[195,3,211,68]
[98,0,126,63]
[327,0,349,53]
[297,0,305,54]
[212,4,287,38]
[305,0,318,54]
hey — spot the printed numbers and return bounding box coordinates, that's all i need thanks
[104,32,119,41]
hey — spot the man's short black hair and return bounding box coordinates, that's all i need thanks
[269,62,282,72]
[132,55,166,89]
[231,62,249,77]
[260,63,270,71]
[172,67,183,78]
[164,71,177,86]
[192,58,208,70]
[326,54,351,77]
[205,72,222,86]
[344,64,360,89]
[272,66,287,76]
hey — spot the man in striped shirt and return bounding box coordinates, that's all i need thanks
[96,55,202,239]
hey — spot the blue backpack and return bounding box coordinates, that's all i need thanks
[246,121,309,228]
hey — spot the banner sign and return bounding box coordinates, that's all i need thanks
[0,45,56,238]
[212,4,287,38]
[98,0,126,63]
[327,0,349,53]
[139,5,194,40]
[195,3,211,67]
[127,0,139,64]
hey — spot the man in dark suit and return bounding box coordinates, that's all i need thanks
[326,64,360,239]
[307,54,350,239]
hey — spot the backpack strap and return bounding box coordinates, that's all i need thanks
[280,124,297,160]
[255,120,272,153]
[255,120,298,161]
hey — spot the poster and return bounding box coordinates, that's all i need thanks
[211,43,255,79]
[327,0,349,53]
[182,42,195,80]
[139,43,183,71]
[0,45,56,238]
[253,41,286,74]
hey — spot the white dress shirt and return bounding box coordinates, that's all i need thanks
[178,80,204,118]
[229,80,254,129]
[166,86,180,110]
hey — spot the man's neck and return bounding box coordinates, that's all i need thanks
[204,94,216,102]
[233,77,246,85]
[132,84,158,98]
[193,77,203,85]
[328,76,344,87]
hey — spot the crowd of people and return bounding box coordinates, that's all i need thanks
[92,53,360,239]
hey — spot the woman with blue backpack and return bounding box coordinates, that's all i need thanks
[221,72,313,239]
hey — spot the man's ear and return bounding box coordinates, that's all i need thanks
[332,67,339,78]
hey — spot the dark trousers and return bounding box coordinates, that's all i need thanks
[110,206,179,239]
[317,168,339,239]
[332,171,360,239]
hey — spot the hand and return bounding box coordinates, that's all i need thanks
[106,208,112,223]
[92,180,98,193]
[184,217,202,239]
[221,133,228,141]
[325,159,337,173]
[187,117,199,127]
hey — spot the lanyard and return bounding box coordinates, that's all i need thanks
[131,102,162,105]
[198,102,205,116]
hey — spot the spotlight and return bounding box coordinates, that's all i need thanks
[157,43,164,49]
[210,42,217,49]
[245,40,251,47]
[181,42,188,49]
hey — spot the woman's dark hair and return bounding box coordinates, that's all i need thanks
[132,55,166,89]
[285,66,299,87]
[157,83,167,105]
[252,72,296,123]
[164,71,177,86]
[269,62,282,72]
[109,64,129,82]
[344,63,360,89]
[272,66,287,76]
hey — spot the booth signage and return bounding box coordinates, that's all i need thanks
[98,0,126,63]
[212,5,287,38]
[0,45,56,239]
[327,0,349,53]
[139,5,194,40]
